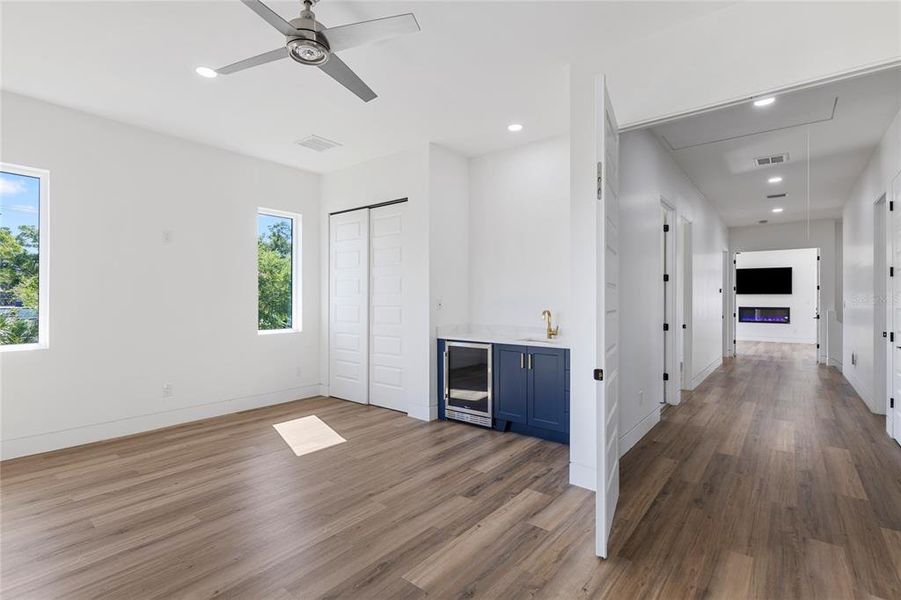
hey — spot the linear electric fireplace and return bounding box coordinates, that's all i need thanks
[738,306,790,324]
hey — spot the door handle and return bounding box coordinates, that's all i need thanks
[528,354,533,370]
[520,353,525,369]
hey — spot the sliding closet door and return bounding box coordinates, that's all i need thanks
[329,210,370,404]
[368,203,408,412]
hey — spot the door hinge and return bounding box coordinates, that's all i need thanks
[817,255,821,261]
[682,323,687,329]
[593,368,604,381]
[817,285,820,290]
[815,314,820,320]
[663,223,670,233]
[892,266,895,277]
[892,200,895,211]
[884,331,888,338]
[663,372,669,381]
[663,323,670,331]
[663,273,670,282]
[892,398,895,409]
[892,332,895,343]
[733,312,736,318]
[816,343,820,349]
[733,339,736,345]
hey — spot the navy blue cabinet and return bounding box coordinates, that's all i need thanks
[495,345,528,423]
[527,347,567,433]
[438,339,569,443]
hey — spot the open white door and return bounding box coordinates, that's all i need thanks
[595,76,620,558]
[329,210,370,404]
[891,173,901,444]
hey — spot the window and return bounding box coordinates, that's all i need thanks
[0,164,48,350]
[257,209,300,333]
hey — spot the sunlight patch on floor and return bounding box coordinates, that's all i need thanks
[273,415,346,456]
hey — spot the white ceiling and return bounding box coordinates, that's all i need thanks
[0,0,723,173]
[649,67,901,227]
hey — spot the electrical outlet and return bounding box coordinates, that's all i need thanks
[162,383,173,398]
[435,299,444,311]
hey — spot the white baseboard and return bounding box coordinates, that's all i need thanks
[619,407,661,457]
[569,462,596,491]
[318,384,329,397]
[827,357,843,371]
[736,336,817,344]
[1,384,321,461]
[843,370,873,412]
[691,357,722,389]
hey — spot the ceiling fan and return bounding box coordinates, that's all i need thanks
[214,0,420,102]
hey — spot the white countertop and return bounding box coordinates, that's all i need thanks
[440,331,570,349]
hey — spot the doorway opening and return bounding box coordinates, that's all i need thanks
[733,248,820,362]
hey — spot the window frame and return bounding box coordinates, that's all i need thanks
[0,162,50,352]
[256,207,302,335]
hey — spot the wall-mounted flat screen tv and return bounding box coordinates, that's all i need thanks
[736,267,792,294]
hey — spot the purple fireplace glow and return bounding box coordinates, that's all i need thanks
[739,306,790,324]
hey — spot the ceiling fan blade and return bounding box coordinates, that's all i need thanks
[318,54,376,102]
[324,13,420,53]
[240,0,298,37]
[216,47,288,75]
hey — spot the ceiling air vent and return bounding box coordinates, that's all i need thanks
[754,152,789,167]
[295,135,342,152]
[758,220,769,224]
[767,193,787,199]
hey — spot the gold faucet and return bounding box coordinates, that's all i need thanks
[541,309,559,339]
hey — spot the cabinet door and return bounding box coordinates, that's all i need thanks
[494,345,528,424]
[528,347,567,432]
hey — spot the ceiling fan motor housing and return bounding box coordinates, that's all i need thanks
[286,16,330,65]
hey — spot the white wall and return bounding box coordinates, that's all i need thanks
[617,129,728,455]
[0,93,322,459]
[468,136,570,329]
[730,219,842,365]
[319,146,432,420]
[843,106,901,414]
[605,2,901,128]
[429,144,470,417]
[736,249,818,344]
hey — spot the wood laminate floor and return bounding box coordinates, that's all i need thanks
[3,342,901,599]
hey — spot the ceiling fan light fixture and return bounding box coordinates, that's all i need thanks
[287,38,329,65]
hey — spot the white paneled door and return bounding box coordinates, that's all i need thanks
[369,203,408,412]
[596,75,620,558]
[329,210,370,404]
[892,172,901,444]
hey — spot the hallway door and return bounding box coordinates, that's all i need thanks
[892,173,901,444]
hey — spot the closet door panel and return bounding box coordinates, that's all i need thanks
[329,210,370,404]
[369,204,408,412]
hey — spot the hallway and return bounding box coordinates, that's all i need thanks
[607,342,901,598]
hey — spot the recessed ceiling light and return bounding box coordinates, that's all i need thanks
[772,207,784,213]
[768,176,783,184]
[753,96,775,107]
[195,66,218,79]
[507,123,523,132]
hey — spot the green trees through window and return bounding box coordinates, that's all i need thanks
[0,170,41,346]
[258,212,296,330]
